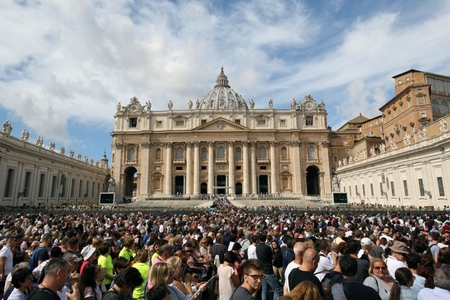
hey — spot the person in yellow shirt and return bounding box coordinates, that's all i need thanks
[98,243,114,289]
[118,237,136,265]
[132,250,150,300]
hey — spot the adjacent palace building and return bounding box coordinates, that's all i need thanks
[1,68,450,207]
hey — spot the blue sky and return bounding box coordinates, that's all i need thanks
[1,0,450,162]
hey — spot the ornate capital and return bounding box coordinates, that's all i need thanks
[141,142,151,148]
[207,141,215,146]
[269,141,278,146]
[321,141,330,147]
[227,141,235,146]
[115,142,125,149]
[164,142,173,148]
[290,141,300,147]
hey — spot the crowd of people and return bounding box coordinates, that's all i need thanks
[1,196,450,300]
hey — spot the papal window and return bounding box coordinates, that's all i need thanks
[259,146,266,159]
[217,146,225,159]
[308,146,315,159]
[306,116,313,126]
[176,147,184,159]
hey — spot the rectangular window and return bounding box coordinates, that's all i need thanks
[175,120,184,127]
[380,182,384,196]
[23,171,32,197]
[403,180,409,196]
[176,166,183,170]
[79,180,83,198]
[4,169,15,198]
[305,116,313,126]
[201,166,207,170]
[71,179,76,198]
[235,166,242,170]
[156,120,162,128]
[418,179,425,196]
[362,184,366,197]
[129,118,137,127]
[201,119,207,125]
[260,166,267,170]
[370,183,374,196]
[51,175,57,197]
[437,177,445,197]
[355,185,358,196]
[280,119,286,127]
[257,119,266,126]
[390,181,395,196]
[235,119,240,125]
[38,174,45,197]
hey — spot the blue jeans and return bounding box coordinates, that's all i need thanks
[262,273,281,300]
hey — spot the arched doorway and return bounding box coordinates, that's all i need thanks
[124,167,138,197]
[216,175,226,194]
[306,165,320,196]
[258,175,269,194]
[174,176,184,195]
[235,182,242,196]
[200,182,207,194]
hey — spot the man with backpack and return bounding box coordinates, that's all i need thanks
[428,231,441,262]
[29,234,52,272]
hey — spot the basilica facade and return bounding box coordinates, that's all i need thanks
[110,68,333,200]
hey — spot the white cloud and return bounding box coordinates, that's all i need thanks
[0,0,450,156]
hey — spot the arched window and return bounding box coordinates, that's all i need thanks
[235,147,242,160]
[259,146,266,159]
[281,147,287,159]
[308,146,315,159]
[432,98,440,113]
[128,148,135,161]
[201,148,207,160]
[155,148,162,160]
[441,100,449,115]
[176,147,184,159]
[217,146,225,159]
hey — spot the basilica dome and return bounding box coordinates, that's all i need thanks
[199,68,247,110]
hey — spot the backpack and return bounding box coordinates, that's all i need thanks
[322,271,346,300]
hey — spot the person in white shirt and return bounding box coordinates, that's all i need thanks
[283,242,307,294]
[314,240,335,282]
[418,268,450,299]
[386,241,409,278]
[0,234,16,292]
[247,236,259,260]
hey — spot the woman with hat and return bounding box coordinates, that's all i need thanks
[386,241,409,278]
[80,245,98,276]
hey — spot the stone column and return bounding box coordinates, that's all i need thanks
[193,142,200,195]
[251,142,257,194]
[140,142,151,197]
[291,141,302,195]
[270,141,278,194]
[228,141,235,196]
[186,143,193,195]
[207,141,214,195]
[321,141,332,200]
[243,142,250,195]
[164,143,173,195]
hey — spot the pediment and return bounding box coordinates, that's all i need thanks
[194,117,249,132]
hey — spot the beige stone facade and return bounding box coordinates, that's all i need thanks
[335,69,450,207]
[111,69,332,200]
[0,123,110,206]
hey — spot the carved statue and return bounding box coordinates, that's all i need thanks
[84,155,89,163]
[318,100,325,111]
[117,102,122,112]
[380,143,386,153]
[390,139,398,150]
[168,100,173,110]
[338,160,342,167]
[332,175,340,192]
[208,98,214,109]
[304,94,313,102]
[249,99,255,109]
[196,99,200,109]
[268,99,273,109]
[219,98,225,108]
[228,98,233,109]
[60,146,65,155]
[146,100,151,111]
[108,177,116,192]
[90,158,94,165]
[404,132,412,145]
[24,130,29,142]
[439,118,448,133]
[361,150,366,159]
[49,141,55,151]
[36,136,43,147]
[370,146,375,157]
[20,129,26,140]
[77,153,82,160]
[188,99,193,109]
[2,120,12,136]
[348,156,353,163]
[343,158,347,166]
[69,149,75,157]
[291,98,296,109]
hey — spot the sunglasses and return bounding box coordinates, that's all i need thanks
[246,274,266,280]
[374,266,387,270]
